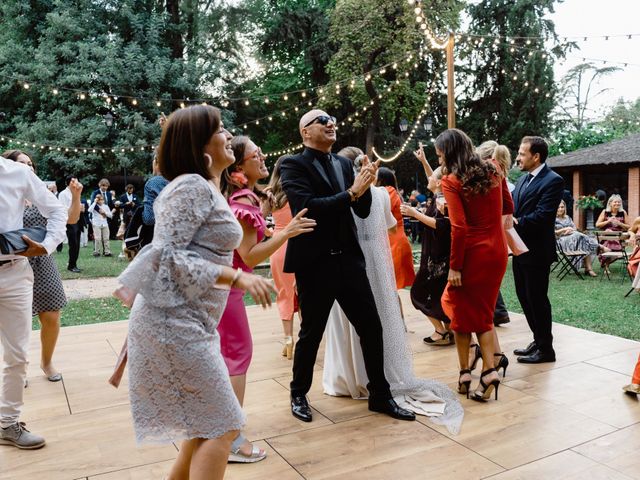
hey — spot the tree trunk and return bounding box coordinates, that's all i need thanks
[363,48,384,156]
[166,0,183,59]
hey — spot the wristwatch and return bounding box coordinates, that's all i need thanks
[346,188,357,202]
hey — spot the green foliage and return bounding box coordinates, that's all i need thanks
[549,126,617,156]
[0,0,244,186]
[457,0,567,150]
[576,195,604,210]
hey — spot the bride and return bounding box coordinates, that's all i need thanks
[322,147,463,434]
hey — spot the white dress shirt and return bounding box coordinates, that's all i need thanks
[57,187,73,210]
[0,157,67,259]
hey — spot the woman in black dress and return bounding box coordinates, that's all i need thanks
[401,165,453,346]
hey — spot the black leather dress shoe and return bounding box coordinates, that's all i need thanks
[368,397,416,421]
[291,395,312,422]
[517,349,556,364]
[514,341,537,356]
[67,267,82,273]
[493,316,511,326]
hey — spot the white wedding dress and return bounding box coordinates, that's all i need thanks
[322,186,463,434]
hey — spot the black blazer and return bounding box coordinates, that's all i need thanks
[513,163,565,266]
[119,193,139,216]
[90,189,114,210]
[280,148,372,273]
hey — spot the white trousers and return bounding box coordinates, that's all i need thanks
[0,258,33,427]
[93,224,111,254]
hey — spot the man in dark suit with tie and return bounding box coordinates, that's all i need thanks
[512,136,564,363]
[119,184,139,229]
[280,109,415,422]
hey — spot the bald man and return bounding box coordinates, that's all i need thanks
[280,110,415,422]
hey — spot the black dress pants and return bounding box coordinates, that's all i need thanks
[493,291,509,320]
[513,261,554,353]
[66,223,81,269]
[290,253,391,400]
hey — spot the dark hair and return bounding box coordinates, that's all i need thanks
[157,105,220,181]
[435,128,497,196]
[521,136,549,163]
[221,135,267,201]
[2,149,36,173]
[376,167,398,190]
[65,175,76,186]
[125,184,134,190]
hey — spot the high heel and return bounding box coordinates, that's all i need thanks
[471,367,500,402]
[458,369,472,399]
[469,344,482,371]
[282,336,294,360]
[494,353,509,377]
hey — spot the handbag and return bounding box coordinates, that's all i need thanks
[0,226,47,255]
[505,227,529,256]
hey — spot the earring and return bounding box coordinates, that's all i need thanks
[204,153,213,169]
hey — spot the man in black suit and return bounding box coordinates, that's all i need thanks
[512,136,564,364]
[280,109,415,422]
[119,184,139,229]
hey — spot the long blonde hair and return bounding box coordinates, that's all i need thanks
[605,194,626,213]
[266,155,290,211]
[493,145,512,176]
[476,140,498,161]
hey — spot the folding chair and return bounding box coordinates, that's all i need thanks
[596,231,631,282]
[554,239,586,280]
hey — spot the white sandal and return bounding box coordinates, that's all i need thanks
[228,433,267,463]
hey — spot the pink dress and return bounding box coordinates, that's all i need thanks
[217,189,267,376]
[270,203,298,321]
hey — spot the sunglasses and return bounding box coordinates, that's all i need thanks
[303,115,337,128]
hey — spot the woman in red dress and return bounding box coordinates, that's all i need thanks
[376,167,416,289]
[438,129,514,402]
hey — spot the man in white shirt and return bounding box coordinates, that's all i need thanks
[57,175,83,272]
[0,156,67,449]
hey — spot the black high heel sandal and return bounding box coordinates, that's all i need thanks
[471,367,500,402]
[458,369,472,399]
[469,344,482,371]
[494,353,509,377]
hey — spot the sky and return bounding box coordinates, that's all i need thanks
[549,0,640,116]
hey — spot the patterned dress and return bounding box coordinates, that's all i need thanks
[23,205,67,316]
[118,174,245,445]
[217,189,267,376]
[555,215,599,259]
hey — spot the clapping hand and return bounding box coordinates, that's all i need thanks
[283,208,316,239]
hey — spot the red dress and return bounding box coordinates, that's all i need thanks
[385,186,416,289]
[441,175,514,333]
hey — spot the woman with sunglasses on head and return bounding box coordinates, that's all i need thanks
[115,106,276,480]
[218,136,315,463]
[3,150,83,383]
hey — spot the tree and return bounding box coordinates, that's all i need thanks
[0,0,244,186]
[556,62,622,131]
[457,0,568,149]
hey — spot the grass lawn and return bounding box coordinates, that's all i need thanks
[54,241,129,280]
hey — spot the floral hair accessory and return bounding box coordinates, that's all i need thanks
[230,171,248,186]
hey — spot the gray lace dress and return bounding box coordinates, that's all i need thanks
[118,174,245,445]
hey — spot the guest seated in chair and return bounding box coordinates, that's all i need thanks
[595,194,630,268]
[555,200,607,277]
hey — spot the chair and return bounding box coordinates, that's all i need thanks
[596,231,631,282]
[554,239,586,281]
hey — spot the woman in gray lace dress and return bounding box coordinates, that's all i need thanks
[115,106,275,480]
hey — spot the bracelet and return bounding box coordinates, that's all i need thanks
[230,268,243,288]
[346,188,357,202]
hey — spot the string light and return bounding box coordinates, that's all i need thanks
[0,134,157,156]
[372,100,431,163]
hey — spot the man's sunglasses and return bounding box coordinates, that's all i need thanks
[303,115,337,128]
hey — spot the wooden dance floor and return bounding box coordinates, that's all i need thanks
[2,290,640,479]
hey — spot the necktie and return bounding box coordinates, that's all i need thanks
[320,155,341,192]
[523,173,534,190]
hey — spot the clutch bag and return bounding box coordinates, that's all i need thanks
[505,227,529,256]
[0,226,47,255]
